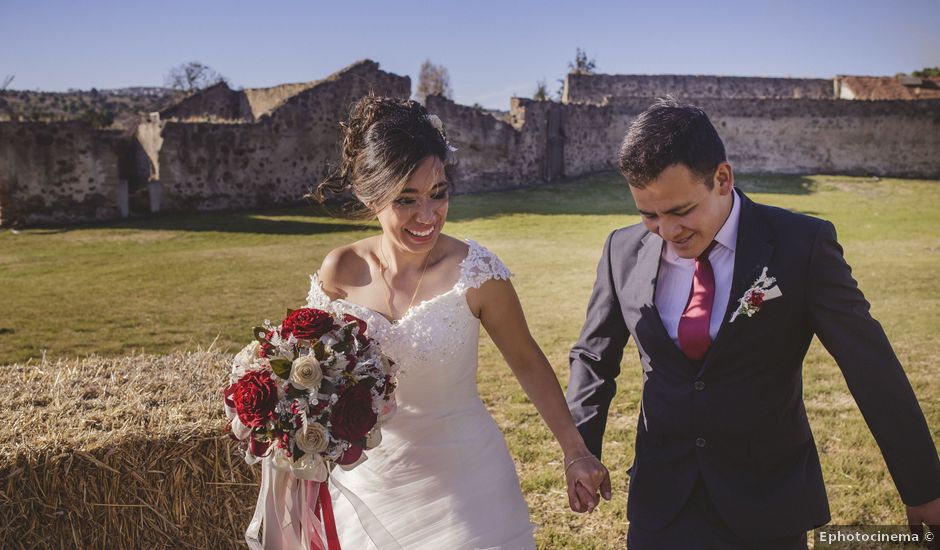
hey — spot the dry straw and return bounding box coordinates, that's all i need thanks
[1,347,258,548]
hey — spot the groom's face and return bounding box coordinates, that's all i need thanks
[630,162,735,259]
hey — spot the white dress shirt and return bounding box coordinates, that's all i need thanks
[654,189,741,346]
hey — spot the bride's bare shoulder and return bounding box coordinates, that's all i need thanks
[437,234,470,264]
[316,237,378,300]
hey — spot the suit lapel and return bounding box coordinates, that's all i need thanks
[632,231,663,309]
[699,189,774,375]
[629,232,691,364]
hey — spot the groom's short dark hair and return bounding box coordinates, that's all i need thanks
[618,97,727,189]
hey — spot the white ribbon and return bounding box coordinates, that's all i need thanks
[246,456,403,549]
[246,457,328,550]
[331,474,403,550]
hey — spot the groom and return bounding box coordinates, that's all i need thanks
[566,98,940,548]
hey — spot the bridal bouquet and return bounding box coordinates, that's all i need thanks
[224,307,398,481]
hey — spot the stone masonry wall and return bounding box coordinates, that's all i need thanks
[161,81,323,123]
[4,62,939,228]
[159,82,249,121]
[565,74,834,103]
[562,97,940,178]
[243,82,319,120]
[150,61,410,212]
[0,121,122,226]
[425,95,543,191]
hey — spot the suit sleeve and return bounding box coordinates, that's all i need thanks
[807,220,940,506]
[566,231,631,460]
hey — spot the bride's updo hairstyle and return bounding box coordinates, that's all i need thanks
[309,94,452,220]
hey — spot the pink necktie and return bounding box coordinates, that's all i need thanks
[678,241,717,361]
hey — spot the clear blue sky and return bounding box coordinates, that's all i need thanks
[2,0,938,109]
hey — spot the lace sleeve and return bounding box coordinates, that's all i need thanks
[306,274,335,309]
[455,240,513,294]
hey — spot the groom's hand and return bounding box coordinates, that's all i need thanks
[906,496,940,549]
[565,455,611,513]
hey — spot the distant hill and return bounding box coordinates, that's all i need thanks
[0,87,185,131]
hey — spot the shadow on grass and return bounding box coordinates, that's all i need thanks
[448,172,820,221]
[18,207,376,236]
[11,172,822,235]
[117,211,376,236]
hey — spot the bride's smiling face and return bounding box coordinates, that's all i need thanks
[374,156,449,254]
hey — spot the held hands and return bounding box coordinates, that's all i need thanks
[564,454,611,513]
[906,496,940,549]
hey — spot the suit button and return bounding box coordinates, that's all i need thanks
[696,438,707,448]
[694,381,705,391]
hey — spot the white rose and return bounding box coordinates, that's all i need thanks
[295,421,329,455]
[289,355,323,390]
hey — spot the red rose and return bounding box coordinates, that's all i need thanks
[343,313,369,344]
[331,382,378,442]
[230,370,279,428]
[747,290,765,308]
[281,308,336,340]
[337,443,363,466]
[311,398,329,416]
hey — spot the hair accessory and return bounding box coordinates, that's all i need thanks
[426,114,459,153]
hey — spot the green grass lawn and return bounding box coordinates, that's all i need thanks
[2,172,938,548]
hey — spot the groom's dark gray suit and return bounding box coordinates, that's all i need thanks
[566,189,940,542]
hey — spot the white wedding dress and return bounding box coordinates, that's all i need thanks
[305,240,536,550]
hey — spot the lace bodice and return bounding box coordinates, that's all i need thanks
[305,239,511,414]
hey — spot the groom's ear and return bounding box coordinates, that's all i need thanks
[713,162,734,194]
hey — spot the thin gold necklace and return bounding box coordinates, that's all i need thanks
[379,238,432,320]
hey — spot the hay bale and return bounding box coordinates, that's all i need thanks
[1,349,258,548]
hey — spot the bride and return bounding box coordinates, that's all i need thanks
[304,95,609,549]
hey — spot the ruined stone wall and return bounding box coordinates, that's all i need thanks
[150,61,411,212]
[561,102,620,175]
[6,61,939,228]
[159,81,323,123]
[160,83,249,121]
[0,121,122,226]
[562,97,940,178]
[565,74,834,103]
[426,95,543,191]
[243,82,318,119]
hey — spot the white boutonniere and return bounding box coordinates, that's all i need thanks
[729,267,783,323]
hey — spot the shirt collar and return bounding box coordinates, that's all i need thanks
[664,188,741,261]
[713,187,741,253]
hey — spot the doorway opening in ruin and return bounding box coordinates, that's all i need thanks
[543,106,565,182]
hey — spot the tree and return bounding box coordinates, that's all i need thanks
[164,61,225,94]
[415,59,453,104]
[533,79,549,101]
[78,107,114,129]
[1,75,13,90]
[568,47,597,75]
[912,67,940,78]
